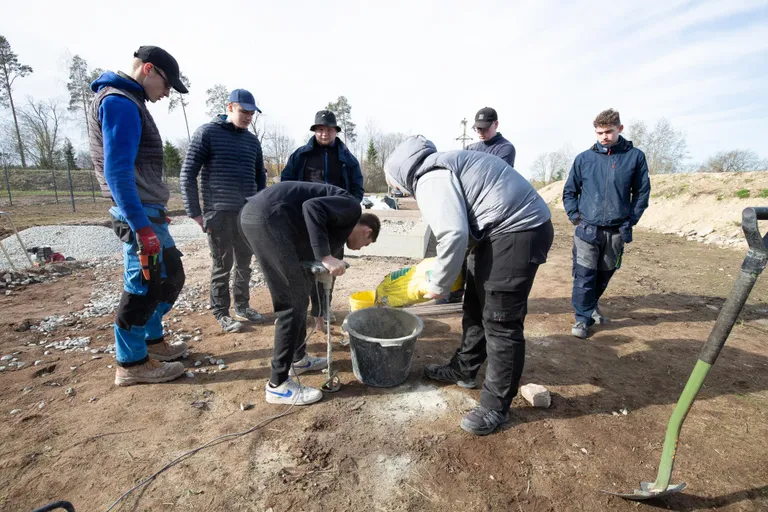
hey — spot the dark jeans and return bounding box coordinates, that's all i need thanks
[204,210,253,319]
[238,203,313,385]
[571,224,624,325]
[451,220,554,413]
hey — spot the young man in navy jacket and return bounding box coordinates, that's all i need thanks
[562,109,651,339]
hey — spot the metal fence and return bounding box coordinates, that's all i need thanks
[0,164,182,212]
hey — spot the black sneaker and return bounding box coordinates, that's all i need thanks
[460,405,509,436]
[424,363,477,389]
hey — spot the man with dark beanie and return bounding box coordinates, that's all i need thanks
[280,110,364,331]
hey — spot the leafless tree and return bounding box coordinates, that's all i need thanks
[530,144,574,183]
[264,124,296,176]
[625,118,688,174]
[18,98,64,169]
[698,149,766,173]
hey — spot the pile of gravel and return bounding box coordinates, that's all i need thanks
[380,220,417,234]
[0,217,207,270]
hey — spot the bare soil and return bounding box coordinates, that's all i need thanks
[0,213,767,511]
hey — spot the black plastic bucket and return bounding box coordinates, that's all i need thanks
[342,308,424,387]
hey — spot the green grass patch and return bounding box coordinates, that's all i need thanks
[759,189,768,199]
[734,189,751,199]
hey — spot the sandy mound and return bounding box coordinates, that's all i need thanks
[537,171,768,249]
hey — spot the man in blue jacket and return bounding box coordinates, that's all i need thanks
[562,109,651,339]
[88,46,189,386]
[281,110,364,330]
[180,89,267,333]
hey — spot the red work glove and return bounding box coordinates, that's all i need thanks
[136,226,161,255]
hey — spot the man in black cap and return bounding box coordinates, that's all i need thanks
[87,46,189,386]
[281,110,364,331]
[181,88,267,333]
[466,107,516,167]
[439,107,518,305]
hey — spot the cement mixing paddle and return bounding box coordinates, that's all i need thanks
[602,206,768,501]
[302,260,349,393]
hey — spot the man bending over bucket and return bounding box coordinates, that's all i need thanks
[384,135,553,435]
[238,182,380,405]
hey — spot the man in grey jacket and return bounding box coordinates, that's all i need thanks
[384,135,553,435]
[180,89,267,333]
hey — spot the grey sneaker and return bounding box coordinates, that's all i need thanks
[424,363,477,389]
[114,359,185,387]
[460,405,509,436]
[147,340,188,361]
[571,321,588,339]
[592,307,608,325]
[234,307,265,324]
[218,316,243,333]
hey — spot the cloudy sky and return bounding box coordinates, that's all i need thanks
[3,0,767,177]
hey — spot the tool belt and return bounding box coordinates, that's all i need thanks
[110,211,168,243]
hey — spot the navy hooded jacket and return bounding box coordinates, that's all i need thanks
[280,136,364,201]
[562,136,651,227]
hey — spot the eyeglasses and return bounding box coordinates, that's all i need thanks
[152,66,171,90]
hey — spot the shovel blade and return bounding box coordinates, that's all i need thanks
[601,482,686,501]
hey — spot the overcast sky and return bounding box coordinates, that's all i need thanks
[3,0,767,177]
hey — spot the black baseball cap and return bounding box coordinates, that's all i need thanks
[473,107,498,129]
[133,45,188,94]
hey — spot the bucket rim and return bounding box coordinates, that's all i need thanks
[342,307,424,347]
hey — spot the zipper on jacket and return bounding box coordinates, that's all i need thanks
[324,148,328,184]
[602,147,611,225]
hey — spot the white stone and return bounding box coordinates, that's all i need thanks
[520,383,551,408]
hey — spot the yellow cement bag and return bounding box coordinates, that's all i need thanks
[374,257,463,307]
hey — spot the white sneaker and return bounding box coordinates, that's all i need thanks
[289,354,328,376]
[265,378,322,405]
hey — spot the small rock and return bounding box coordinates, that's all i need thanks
[0,355,12,362]
[240,402,253,411]
[216,359,225,365]
[218,364,228,370]
[706,305,719,311]
[193,336,201,342]
[520,383,551,408]
[173,318,181,323]
[34,360,43,366]
[92,355,102,360]
[65,387,76,397]
[22,386,33,394]
[581,447,589,455]
[89,397,98,403]
[44,351,51,356]
[107,365,113,369]
[698,226,714,237]
[10,409,22,415]
[621,407,628,415]
[0,366,6,372]
[70,366,78,371]
[38,402,45,409]
[185,371,195,378]
[194,361,202,367]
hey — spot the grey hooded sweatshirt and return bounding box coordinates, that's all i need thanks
[384,135,550,295]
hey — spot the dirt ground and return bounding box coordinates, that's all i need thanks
[0,212,767,512]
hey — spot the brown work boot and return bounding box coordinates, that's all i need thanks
[147,340,188,361]
[114,359,185,387]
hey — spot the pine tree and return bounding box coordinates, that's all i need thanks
[0,35,33,167]
[63,138,77,170]
[326,96,357,145]
[67,54,102,136]
[163,140,182,177]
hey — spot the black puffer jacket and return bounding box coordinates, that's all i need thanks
[180,115,266,217]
